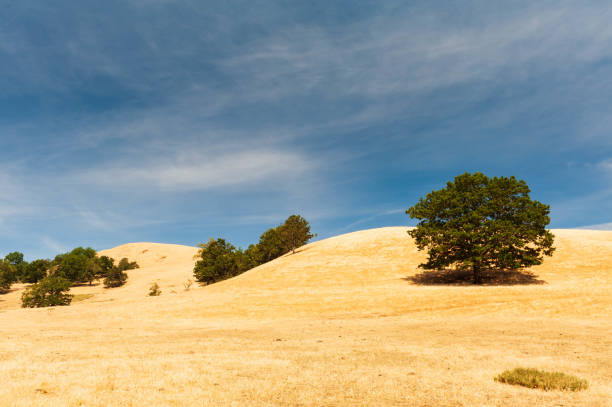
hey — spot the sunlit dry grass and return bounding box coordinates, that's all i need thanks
[1,228,611,406]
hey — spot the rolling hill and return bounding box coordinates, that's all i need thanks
[0,227,611,406]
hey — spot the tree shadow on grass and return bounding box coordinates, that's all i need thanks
[404,268,546,286]
[282,246,311,256]
[71,281,101,287]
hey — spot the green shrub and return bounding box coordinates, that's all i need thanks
[116,258,139,271]
[149,282,161,296]
[103,266,128,288]
[100,257,137,287]
[193,238,240,284]
[495,368,588,391]
[0,260,16,293]
[21,276,73,308]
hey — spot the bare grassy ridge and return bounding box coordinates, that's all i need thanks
[0,228,611,406]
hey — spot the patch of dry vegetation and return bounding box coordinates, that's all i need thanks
[71,294,94,303]
[495,367,588,391]
[0,228,611,406]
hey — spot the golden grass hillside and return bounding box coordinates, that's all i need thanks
[0,227,611,406]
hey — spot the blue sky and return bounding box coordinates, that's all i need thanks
[2,1,612,259]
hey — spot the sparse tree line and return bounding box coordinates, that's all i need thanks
[0,247,138,307]
[194,214,314,284]
[1,215,312,306]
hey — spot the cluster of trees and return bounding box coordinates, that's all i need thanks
[1,251,40,293]
[0,247,139,307]
[194,215,314,284]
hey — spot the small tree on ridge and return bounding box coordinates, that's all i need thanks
[279,214,315,254]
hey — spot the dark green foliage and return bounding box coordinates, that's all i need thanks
[252,227,285,264]
[4,251,27,282]
[116,257,139,271]
[1,247,135,289]
[251,215,315,263]
[4,251,24,266]
[95,255,115,279]
[102,257,137,287]
[495,368,588,391]
[0,260,16,293]
[193,238,240,284]
[407,172,555,284]
[53,247,98,285]
[55,253,93,283]
[68,247,97,258]
[103,267,128,288]
[278,214,315,254]
[21,259,51,284]
[101,257,138,288]
[240,244,261,270]
[21,275,73,307]
[193,215,315,285]
[234,246,258,273]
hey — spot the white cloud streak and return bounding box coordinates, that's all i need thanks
[40,236,68,255]
[577,222,612,231]
[336,208,406,233]
[598,159,612,173]
[79,149,312,191]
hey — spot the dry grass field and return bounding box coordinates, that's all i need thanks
[0,227,611,406]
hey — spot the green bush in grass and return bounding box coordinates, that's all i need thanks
[103,266,128,288]
[0,260,16,293]
[148,282,161,296]
[495,368,588,391]
[21,276,73,307]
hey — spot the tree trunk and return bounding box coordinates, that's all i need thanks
[472,262,482,285]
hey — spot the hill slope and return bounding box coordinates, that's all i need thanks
[3,227,612,318]
[0,227,611,406]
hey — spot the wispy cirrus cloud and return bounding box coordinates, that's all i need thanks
[578,222,612,230]
[79,149,312,191]
[220,4,612,100]
[598,159,612,173]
